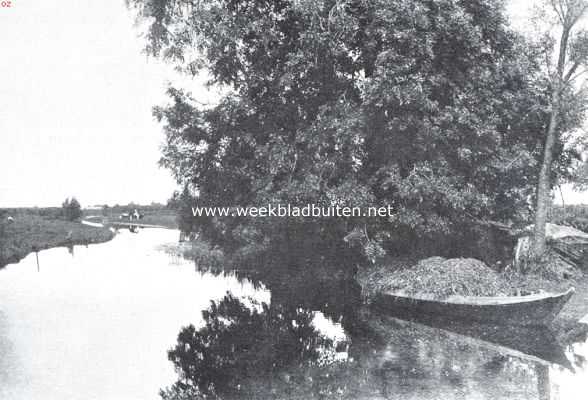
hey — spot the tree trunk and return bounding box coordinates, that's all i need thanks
[532,20,572,259]
[532,105,558,257]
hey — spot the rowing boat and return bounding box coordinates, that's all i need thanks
[372,287,575,326]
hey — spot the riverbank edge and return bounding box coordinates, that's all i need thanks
[0,225,115,269]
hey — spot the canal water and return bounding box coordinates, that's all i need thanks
[0,228,587,399]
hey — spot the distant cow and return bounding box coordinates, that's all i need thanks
[118,210,143,221]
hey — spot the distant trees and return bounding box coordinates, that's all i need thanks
[62,197,82,221]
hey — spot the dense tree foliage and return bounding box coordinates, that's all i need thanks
[128,0,583,267]
[126,2,588,398]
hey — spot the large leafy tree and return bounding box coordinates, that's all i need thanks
[128,0,577,267]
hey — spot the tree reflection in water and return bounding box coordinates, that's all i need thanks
[160,293,345,400]
[159,256,585,400]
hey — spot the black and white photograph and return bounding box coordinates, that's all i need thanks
[2,0,588,399]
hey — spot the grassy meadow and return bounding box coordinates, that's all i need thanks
[0,208,114,268]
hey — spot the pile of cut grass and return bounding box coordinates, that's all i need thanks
[359,257,514,300]
[379,257,512,299]
[358,255,578,301]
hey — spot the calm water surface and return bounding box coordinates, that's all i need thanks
[0,229,267,400]
[1,229,588,400]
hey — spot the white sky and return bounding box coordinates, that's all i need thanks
[0,0,216,207]
[0,0,586,207]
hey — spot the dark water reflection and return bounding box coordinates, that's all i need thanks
[163,285,588,400]
[165,261,588,400]
[2,229,588,399]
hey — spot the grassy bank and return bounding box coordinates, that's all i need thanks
[0,210,114,268]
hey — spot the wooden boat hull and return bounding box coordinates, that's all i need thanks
[372,288,575,326]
